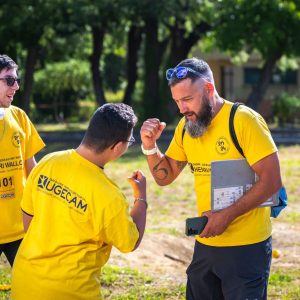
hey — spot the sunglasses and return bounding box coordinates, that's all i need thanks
[0,77,21,87]
[166,66,202,81]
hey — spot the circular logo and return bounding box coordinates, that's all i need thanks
[215,137,230,155]
[12,132,22,147]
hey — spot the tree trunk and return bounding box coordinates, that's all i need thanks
[123,25,142,105]
[169,21,210,66]
[161,20,210,121]
[246,51,282,111]
[90,26,106,106]
[19,46,38,114]
[143,16,168,119]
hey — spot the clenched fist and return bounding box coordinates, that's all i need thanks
[140,118,166,149]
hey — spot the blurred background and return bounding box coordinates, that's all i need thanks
[0,0,300,127]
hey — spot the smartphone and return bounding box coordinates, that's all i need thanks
[185,216,208,236]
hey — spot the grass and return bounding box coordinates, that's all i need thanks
[268,268,300,300]
[1,143,299,299]
[0,263,11,300]
[101,265,185,299]
[36,122,88,132]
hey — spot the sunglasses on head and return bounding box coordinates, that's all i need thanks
[166,66,202,81]
[0,77,21,87]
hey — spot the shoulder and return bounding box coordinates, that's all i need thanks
[236,104,263,120]
[7,105,31,125]
[8,105,27,116]
[38,150,70,165]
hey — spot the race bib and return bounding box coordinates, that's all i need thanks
[0,175,15,199]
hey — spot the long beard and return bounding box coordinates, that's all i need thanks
[185,96,213,138]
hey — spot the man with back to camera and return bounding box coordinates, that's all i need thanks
[11,103,148,300]
[0,54,45,267]
[140,57,282,299]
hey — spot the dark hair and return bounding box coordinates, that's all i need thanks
[0,54,18,73]
[168,57,214,87]
[82,103,137,153]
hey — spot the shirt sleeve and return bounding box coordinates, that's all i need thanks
[20,110,45,160]
[165,118,187,162]
[101,195,139,253]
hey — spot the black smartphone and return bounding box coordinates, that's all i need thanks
[185,216,208,236]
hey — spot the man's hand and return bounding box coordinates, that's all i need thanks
[140,118,166,149]
[127,170,146,200]
[199,210,233,238]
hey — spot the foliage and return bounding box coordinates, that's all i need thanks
[1,0,300,122]
[32,59,92,122]
[213,0,300,58]
[103,53,126,93]
[272,92,300,126]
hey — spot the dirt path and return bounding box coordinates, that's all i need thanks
[109,217,300,283]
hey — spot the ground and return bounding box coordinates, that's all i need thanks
[109,206,300,285]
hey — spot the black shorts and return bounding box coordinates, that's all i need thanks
[0,239,22,267]
[186,237,272,300]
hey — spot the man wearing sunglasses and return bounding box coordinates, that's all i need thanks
[12,103,148,300]
[140,57,282,299]
[0,54,45,267]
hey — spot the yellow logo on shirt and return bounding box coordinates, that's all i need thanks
[37,175,88,214]
[215,137,230,155]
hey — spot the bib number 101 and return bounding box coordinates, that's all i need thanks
[0,176,13,188]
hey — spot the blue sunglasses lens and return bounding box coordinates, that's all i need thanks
[176,67,188,79]
[166,68,175,80]
[166,67,191,81]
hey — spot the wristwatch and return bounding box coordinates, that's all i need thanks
[134,198,148,209]
[141,144,157,155]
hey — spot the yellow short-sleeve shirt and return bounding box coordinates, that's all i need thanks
[11,150,139,300]
[0,105,45,243]
[166,100,277,247]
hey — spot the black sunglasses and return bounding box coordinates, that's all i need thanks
[0,77,21,87]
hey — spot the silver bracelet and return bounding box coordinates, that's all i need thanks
[134,198,148,209]
[141,144,157,155]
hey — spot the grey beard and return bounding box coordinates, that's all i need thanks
[185,119,208,138]
[185,101,213,138]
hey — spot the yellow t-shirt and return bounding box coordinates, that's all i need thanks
[166,100,277,247]
[0,105,45,243]
[11,149,139,300]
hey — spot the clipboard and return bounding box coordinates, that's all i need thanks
[211,159,279,211]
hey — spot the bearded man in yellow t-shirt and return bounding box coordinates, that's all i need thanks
[140,57,282,300]
[12,103,148,300]
[0,54,45,266]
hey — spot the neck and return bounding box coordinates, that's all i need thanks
[212,93,224,118]
[76,144,108,169]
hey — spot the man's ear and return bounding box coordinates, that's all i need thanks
[205,82,214,97]
[111,141,123,153]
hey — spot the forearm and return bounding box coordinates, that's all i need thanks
[22,211,33,232]
[222,176,282,222]
[25,156,37,177]
[146,147,176,186]
[130,200,147,250]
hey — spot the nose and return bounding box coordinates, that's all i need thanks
[12,81,20,90]
[178,101,188,114]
